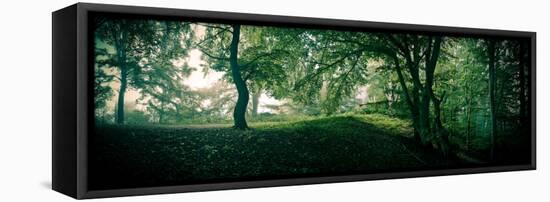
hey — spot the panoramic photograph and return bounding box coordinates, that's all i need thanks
[90,15,532,190]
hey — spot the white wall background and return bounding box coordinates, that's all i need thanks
[0,0,547,201]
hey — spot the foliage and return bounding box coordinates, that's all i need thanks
[92,15,531,175]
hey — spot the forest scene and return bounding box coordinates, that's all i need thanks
[90,15,532,190]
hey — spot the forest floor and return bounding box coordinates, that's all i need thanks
[89,114,485,190]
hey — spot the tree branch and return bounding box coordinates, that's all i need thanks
[196,23,232,33]
[391,53,414,109]
[196,44,229,61]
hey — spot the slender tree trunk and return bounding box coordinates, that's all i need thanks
[411,69,423,143]
[159,102,165,124]
[431,91,449,156]
[386,83,397,115]
[432,96,444,130]
[488,40,497,161]
[229,24,249,130]
[116,69,127,124]
[251,89,260,117]
[466,103,472,151]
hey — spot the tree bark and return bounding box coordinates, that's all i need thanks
[116,68,127,124]
[417,39,433,145]
[115,24,128,124]
[388,36,442,146]
[407,60,424,143]
[424,37,445,152]
[420,37,442,146]
[229,24,249,130]
[392,54,420,141]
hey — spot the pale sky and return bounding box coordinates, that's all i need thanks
[99,24,382,117]
[104,43,283,114]
[180,47,281,113]
[181,49,225,90]
[258,93,282,113]
[101,24,374,116]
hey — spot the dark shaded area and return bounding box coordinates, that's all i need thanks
[89,115,528,190]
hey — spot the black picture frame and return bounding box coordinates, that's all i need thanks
[52,2,536,199]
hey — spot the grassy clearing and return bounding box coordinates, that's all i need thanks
[90,114,463,190]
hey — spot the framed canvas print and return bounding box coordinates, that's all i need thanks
[52,3,536,199]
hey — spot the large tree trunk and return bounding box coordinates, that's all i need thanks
[388,36,442,146]
[417,37,442,147]
[418,38,433,144]
[418,91,430,144]
[115,25,128,124]
[488,40,497,161]
[229,24,249,130]
[404,56,423,143]
[417,83,430,144]
[392,54,421,141]
[424,37,445,152]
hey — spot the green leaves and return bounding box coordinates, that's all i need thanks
[93,18,529,158]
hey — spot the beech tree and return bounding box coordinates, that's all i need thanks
[196,24,301,129]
